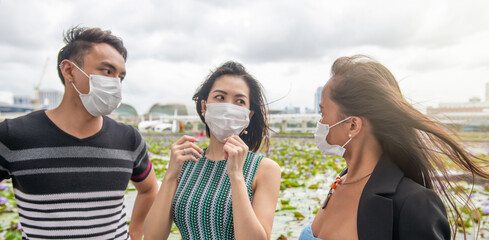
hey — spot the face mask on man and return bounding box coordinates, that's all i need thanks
[204,102,250,143]
[314,116,353,157]
[67,61,122,117]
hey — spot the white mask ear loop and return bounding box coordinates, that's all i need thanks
[342,135,353,147]
[70,61,90,78]
[330,116,352,128]
[66,61,89,95]
[336,116,353,148]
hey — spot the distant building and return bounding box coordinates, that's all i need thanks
[113,103,138,118]
[0,92,33,114]
[147,102,197,118]
[109,103,139,125]
[14,95,32,106]
[39,89,63,109]
[140,102,201,132]
[268,108,284,114]
[283,106,300,114]
[0,103,33,113]
[304,107,315,114]
[427,83,489,132]
[314,86,322,113]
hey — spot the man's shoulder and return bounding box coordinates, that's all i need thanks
[103,116,136,130]
[103,116,140,138]
[4,110,45,124]
[0,111,48,149]
[1,111,46,132]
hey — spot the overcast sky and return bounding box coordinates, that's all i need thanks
[1,0,488,114]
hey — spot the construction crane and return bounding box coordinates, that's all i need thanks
[34,57,49,110]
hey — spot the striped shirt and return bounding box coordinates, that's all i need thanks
[171,151,262,240]
[0,111,152,239]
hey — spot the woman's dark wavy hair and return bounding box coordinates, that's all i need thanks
[328,55,489,239]
[192,61,269,152]
[57,26,127,85]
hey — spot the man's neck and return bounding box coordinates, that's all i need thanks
[45,97,104,139]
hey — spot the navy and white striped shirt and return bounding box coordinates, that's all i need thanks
[0,111,152,239]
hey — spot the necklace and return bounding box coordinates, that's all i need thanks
[342,172,372,185]
[321,169,372,209]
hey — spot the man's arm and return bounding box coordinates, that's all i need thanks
[129,168,158,240]
[0,120,11,181]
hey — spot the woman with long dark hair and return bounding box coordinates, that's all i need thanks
[144,61,281,240]
[300,55,489,239]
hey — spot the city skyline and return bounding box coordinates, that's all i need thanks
[4,80,489,116]
[1,0,488,114]
[0,88,317,115]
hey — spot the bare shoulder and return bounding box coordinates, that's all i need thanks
[254,157,281,187]
[258,157,281,174]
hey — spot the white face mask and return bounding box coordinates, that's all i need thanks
[69,62,122,117]
[314,116,353,157]
[204,102,251,143]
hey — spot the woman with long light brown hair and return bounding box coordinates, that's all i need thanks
[300,55,489,239]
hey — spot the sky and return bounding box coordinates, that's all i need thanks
[0,0,488,115]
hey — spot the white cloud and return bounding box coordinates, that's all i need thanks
[0,0,488,115]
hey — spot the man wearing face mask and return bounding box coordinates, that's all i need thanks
[0,27,157,240]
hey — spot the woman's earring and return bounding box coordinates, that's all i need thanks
[241,129,248,135]
[348,133,352,138]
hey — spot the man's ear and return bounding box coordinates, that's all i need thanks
[60,59,75,83]
[200,99,206,117]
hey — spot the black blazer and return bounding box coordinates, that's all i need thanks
[357,155,451,240]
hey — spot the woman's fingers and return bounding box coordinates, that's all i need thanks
[165,136,203,180]
[170,135,203,165]
[174,135,199,145]
[223,141,240,159]
[224,135,248,153]
[171,136,203,159]
[183,142,203,158]
[224,137,240,147]
[174,140,203,152]
[223,137,246,176]
[174,149,198,162]
[188,141,204,153]
[182,147,203,159]
[230,135,246,145]
[180,154,199,163]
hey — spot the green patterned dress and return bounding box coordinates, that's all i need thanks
[171,151,263,240]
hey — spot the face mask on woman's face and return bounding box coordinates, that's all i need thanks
[204,102,250,142]
[314,116,353,157]
[69,61,122,117]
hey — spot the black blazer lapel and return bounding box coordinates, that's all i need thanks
[357,155,404,240]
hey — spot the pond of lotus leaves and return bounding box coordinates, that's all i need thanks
[1,135,489,240]
[130,135,489,239]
